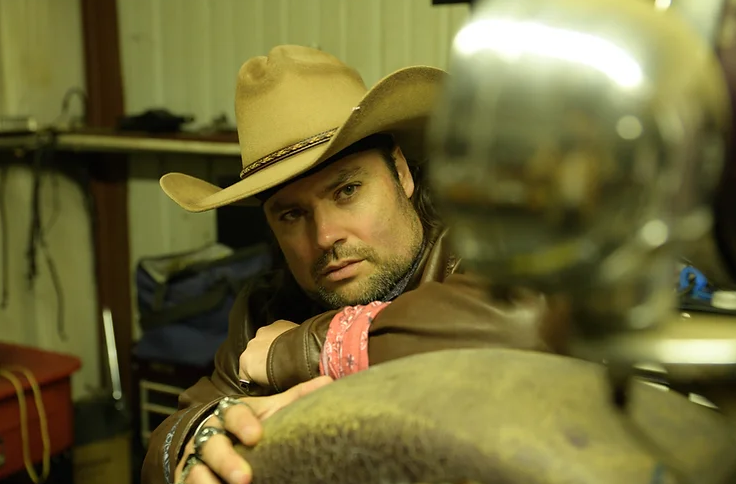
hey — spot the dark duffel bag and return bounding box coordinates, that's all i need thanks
[133,243,272,367]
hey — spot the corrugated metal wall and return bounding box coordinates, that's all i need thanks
[0,0,98,401]
[121,0,470,339]
[0,164,100,401]
[0,0,468,395]
[118,0,469,125]
[0,0,87,125]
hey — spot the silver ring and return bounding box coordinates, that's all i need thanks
[192,426,227,457]
[178,453,201,484]
[239,378,253,393]
[213,396,251,425]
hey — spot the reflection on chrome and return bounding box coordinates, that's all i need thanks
[455,19,643,89]
[430,0,730,342]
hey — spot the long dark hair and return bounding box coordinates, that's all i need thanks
[370,133,443,234]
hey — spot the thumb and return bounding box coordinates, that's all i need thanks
[288,375,334,399]
[257,376,334,420]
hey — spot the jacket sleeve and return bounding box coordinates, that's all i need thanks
[141,289,252,484]
[367,274,555,365]
[266,309,338,392]
[265,273,560,393]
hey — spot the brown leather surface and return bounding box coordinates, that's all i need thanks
[142,228,560,484]
[266,230,559,391]
[367,276,550,366]
[237,349,736,484]
[266,226,459,391]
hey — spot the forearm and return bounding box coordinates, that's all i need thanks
[264,274,553,391]
[368,276,552,365]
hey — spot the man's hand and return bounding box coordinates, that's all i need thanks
[174,376,332,484]
[239,320,298,386]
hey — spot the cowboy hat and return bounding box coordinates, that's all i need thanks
[160,45,447,212]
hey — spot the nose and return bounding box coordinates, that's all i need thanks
[312,206,348,252]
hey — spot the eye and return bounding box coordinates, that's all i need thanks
[336,183,360,201]
[279,208,304,223]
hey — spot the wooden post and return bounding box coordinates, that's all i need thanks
[79,0,133,403]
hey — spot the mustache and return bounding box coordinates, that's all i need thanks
[311,245,375,279]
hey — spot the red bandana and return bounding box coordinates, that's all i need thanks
[319,301,391,379]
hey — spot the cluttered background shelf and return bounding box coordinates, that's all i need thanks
[0,1,469,483]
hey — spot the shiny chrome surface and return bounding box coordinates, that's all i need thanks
[672,0,728,46]
[429,0,731,341]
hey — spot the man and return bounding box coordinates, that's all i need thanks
[143,45,555,484]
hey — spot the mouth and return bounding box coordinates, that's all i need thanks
[321,259,364,282]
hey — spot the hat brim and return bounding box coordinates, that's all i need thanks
[160,66,447,212]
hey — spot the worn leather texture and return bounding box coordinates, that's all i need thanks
[237,349,736,484]
[142,228,561,484]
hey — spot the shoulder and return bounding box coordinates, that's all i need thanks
[416,227,463,284]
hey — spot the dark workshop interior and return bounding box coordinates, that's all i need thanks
[3,0,736,483]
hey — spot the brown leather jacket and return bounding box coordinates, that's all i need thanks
[141,228,554,484]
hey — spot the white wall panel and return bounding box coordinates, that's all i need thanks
[0,0,468,394]
[0,0,97,401]
[0,0,86,124]
[0,164,100,402]
[118,0,469,126]
[119,0,469,339]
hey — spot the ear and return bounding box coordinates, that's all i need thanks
[391,145,415,199]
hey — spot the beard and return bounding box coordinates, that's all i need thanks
[306,196,424,309]
[307,241,422,309]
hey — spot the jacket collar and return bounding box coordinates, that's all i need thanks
[345,225,457,302]
[405,226,459,291]
[252,226,459,328]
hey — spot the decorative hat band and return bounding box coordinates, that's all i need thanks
[240,127,340,179]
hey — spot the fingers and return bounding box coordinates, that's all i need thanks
[252,375,334,420]
[221,401,263,446]
[271,319,299,331]
[289,375,334,399]
[180,460,220,484]
[197,422,253,484]
[177,416,252,484]
[176,377,333,484]
[221,377,333,444]
[174,439,197,483]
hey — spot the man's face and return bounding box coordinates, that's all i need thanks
[264,147,424,309]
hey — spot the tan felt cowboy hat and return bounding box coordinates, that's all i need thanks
[160,45,447,212]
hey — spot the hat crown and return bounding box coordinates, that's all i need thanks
[235,45,368,171]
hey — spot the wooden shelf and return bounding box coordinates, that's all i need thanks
[0,129,241,157]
